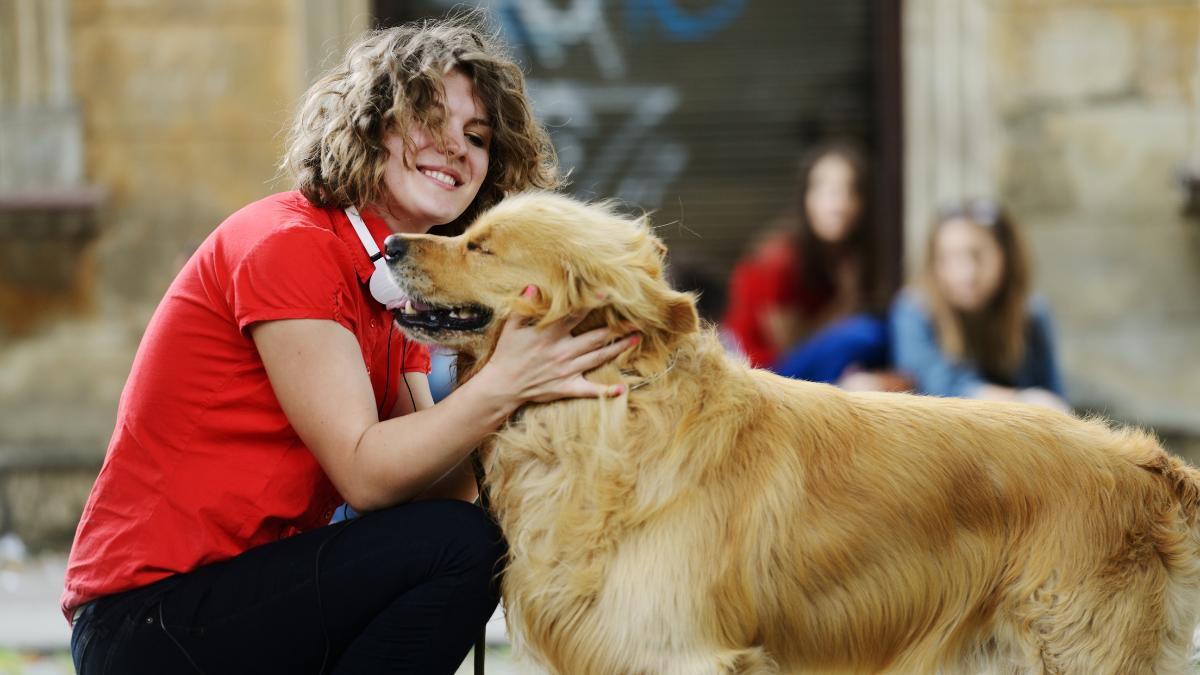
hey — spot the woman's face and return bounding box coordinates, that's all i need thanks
[933,217,1006,313]
[378,69,492,233]
[804,154,862,245]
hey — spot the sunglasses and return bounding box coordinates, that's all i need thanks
[937,198,1003,229]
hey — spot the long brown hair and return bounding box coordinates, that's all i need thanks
[280,11,561,236]
[792,142,883,312]
[920,199,1032,381]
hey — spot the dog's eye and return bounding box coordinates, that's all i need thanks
[466,241,493,255]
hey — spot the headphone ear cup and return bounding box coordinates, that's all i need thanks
[369,262,406,309]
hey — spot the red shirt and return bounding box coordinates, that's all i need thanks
[721,232,832,368]
[62,191,431,620]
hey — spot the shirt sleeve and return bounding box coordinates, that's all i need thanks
[1025,297,1066,398]
[889,290,986,398]
[397,336,432,375]
[227,226,358,333]
[722,261,771,365]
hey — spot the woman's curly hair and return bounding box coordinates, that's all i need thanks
[281,12,561,236]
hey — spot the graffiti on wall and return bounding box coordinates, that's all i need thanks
[431,0,746,207]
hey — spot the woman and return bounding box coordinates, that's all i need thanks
[722,142,904,390]
[63,16,637,674]
[890,199,1067,410]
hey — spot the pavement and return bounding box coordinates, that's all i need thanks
[0,553,70,654]
[3,545,1200,674]
[0,541,73,675]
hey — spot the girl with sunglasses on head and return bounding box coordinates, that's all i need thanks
[890,199,1067,411]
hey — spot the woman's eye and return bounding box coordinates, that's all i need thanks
[466,134,487,149]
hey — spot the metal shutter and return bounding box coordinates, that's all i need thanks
[373,1,900,318]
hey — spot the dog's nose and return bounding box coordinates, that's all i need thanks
[383,235,408,262]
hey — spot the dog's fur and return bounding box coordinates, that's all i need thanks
[386,192,1200,674]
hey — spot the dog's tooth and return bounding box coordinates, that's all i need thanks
[403,300,415,315]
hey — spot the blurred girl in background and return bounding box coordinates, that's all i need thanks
[723,142,907,391]
[890,199,1067,410]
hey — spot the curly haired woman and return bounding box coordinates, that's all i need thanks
[63,15,637,674]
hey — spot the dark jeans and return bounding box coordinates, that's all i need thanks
[771,313,889,383]
[70,499,504,675]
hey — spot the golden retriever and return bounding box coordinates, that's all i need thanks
[383,192,1200,674]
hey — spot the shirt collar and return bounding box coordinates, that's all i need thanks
[332,205,395,284]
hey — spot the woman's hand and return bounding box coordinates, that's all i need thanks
[475,285,640,404]
[975,384,1070,413]
[1017,387,1071,413]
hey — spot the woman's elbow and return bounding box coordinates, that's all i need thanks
[340,478,418,513]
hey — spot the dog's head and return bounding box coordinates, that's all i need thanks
[381,191,699,373]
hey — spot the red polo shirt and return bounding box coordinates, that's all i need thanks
[61,191,430,621]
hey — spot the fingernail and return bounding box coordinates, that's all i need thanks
[629,334,642,346]
[523,285,537,297]
[610,384,626,396]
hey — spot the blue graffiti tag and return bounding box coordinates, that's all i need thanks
[626,0,748,42]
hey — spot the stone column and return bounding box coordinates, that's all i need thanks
[294,0,371,90]
[0,0,86,190]
[902,0,998,277]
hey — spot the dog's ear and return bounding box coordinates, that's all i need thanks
[508,284,555,325]
[662,289,699,335]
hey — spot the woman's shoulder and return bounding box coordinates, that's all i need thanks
[1025,294,1054,318]
[189,192,357,288]
[740,228,798,269]
[1023,294,1057,334]
[213,192,342,253]
[223,191,333,232]
[891,287,931,314]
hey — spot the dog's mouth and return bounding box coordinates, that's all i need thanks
[392,296,492,333]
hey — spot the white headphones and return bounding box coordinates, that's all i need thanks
[345,206,406,310]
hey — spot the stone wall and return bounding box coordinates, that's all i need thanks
[0,0,367,550]
[906,0,1200,443]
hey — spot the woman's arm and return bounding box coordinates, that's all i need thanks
[252,301,637,512]
[888,291,987,398]
[1025,298,1067,398]
[1006,300,1069,411]
[388,371,480,503]
[761,307,807,355]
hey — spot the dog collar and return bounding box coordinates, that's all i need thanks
[624,350,680,392]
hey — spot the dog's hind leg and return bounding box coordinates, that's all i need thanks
[995,557,1200,674]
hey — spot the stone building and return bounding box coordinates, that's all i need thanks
[0,0,1197,550]
[0,0,371,549]
[906,0,1200,446]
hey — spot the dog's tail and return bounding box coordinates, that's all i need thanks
[1122,425,1200,526]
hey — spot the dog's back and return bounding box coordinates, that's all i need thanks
[734,374,1200,673]
[493,329,1200,674]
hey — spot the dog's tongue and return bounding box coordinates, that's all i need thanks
[387,295,436,312]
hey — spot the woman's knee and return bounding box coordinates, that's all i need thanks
[366,500,505,577]
[434,500,506,574]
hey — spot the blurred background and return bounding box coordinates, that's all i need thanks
[0,0,1198,670]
